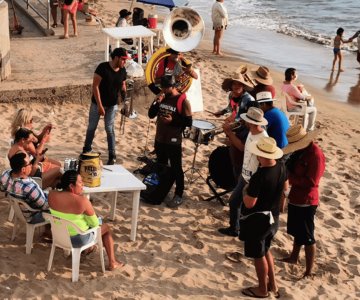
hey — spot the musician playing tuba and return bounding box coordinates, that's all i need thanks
[154,48,198,86]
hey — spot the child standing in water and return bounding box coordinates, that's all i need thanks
[332,27,353,72]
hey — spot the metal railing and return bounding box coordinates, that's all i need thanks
[20,0,51,29]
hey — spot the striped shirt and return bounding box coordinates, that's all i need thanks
[0,170,48,222]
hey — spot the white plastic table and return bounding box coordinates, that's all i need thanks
[83,165,146,241]
[102,26,156,63]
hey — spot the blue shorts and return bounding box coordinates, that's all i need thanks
[29,211,45,224]
[70,232,95,248]
[333,48,340,55]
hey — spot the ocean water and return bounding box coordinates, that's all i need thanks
[185,0,360,105]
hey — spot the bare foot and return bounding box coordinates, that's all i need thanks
[73,33,78,37]
[339,68,345,72]
[215,52,224,56]
[59,35,69,39]
[108,261,125,271]
[331,68,335,71]
[279,256,298,264]
[302,272,315,279]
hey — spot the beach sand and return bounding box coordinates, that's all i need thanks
[0,0,359,298]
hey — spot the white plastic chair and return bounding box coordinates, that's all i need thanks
[280,92,308,126]
[9,195,49,254]
[43,213,105,282]
[7,176,42,222]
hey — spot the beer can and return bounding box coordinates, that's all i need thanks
[64,158,70,171]
[70,158,77,170]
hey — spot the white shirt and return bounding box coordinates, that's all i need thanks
[211,1,228,28]
[242,130,269,182]
[116,18,128,27]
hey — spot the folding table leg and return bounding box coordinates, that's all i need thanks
[130,191,140,241]
[109,191,118,221]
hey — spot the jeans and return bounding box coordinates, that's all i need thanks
[155,141,184,197]
[228,175,247,231]
[83,102,118,156]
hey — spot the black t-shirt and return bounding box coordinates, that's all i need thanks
[244,161,287,217]
[155,94,191,145]
[91,62,127,107]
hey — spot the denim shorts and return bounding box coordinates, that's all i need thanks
[70,232,95,248]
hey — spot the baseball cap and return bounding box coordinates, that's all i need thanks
[111,47,130,59]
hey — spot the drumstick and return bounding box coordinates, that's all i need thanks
[205,109,218,116]
[206,118,226,121]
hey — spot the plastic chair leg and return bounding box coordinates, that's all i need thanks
[11,218,17,241]
[47,245,56,271]
[99,245,105,273]
[8,205,14,222]
[26,225,35,254]
[72,249,81,282]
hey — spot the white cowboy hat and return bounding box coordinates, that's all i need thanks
[248,136,283,159]
[256,91,277,103]
[282,125,320,155]
[240,107,268,126]
[250,66,273,85]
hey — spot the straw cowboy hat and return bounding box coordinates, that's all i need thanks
[240,107,268,126]
[256,91,277,103]
[230,67,254,89]
[250,66,273,85]
[282,124,320,155]
[248,136,283,159]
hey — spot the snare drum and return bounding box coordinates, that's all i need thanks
[186,119,216,145]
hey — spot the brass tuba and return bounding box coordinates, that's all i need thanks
[162,7,205,52]
[145,8,205,94]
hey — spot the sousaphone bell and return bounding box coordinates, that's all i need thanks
[145,7,205,94]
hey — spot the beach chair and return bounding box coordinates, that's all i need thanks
[280,92,307,127]
[9,195,49,254]
[44,213,105,282]
[7,176,42,222]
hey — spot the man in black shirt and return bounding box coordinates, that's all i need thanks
[148,76,192,207]
[83,47,128,165]
[241,137,288,298]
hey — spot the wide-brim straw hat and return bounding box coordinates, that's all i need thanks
[250,66,273,85]
[282,125,320,155]
[256,91,277,103]
[248,137,283,159]
[240,107,268,126]
[229,67,254,89]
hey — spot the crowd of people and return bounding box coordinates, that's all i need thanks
[1,0,342,293]
[0,43,327,292]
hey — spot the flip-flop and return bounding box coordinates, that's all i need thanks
[242,287,269,298]
[225,251,242,263]
[267,283,280,298]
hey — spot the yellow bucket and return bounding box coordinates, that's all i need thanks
[79,152,102,187]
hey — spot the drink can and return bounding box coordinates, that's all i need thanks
[70,158,77,170]
[64,158,70,171]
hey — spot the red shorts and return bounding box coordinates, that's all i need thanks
[63,0,78,15]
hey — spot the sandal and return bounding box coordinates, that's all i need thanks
[225,251,242,263]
